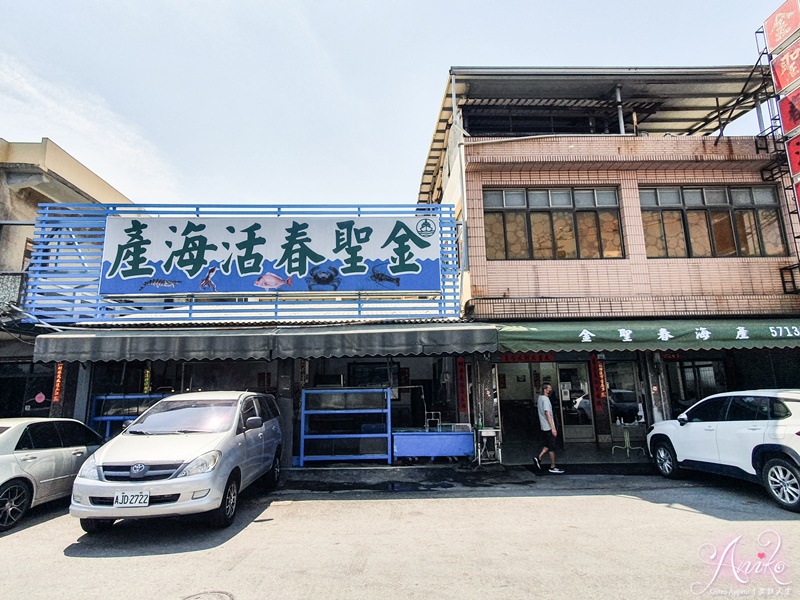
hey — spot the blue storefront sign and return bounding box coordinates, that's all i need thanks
[100,215,442,295]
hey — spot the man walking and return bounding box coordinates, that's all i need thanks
[533,383,564,474]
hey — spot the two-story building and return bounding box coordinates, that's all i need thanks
[417,66,800,463]
[0,138,131,419]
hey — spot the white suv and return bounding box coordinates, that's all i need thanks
[647,389,800,512]
[71,391,282,533]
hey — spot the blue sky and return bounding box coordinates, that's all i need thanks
[0,1,778,205]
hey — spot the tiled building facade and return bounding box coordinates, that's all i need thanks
[419,67,800,462]
[465,136,797,319]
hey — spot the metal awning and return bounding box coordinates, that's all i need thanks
[33,322,499,363]
[498,319,800,353]
[419,66,772,203]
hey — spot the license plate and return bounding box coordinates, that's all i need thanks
[113,490,150,507]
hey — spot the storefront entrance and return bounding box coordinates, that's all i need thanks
[495,360,596,458]
[555,363,594,442]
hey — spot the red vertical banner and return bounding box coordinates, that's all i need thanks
[589,354,607,412]
[780,88,800,137]
[787,135,800,177]
[772,37,800,94]
[456,357,468,416]
[52,362,65,403]
[794,182,800,215]
[765,0,800,54]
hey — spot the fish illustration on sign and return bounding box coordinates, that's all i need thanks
[254,272,293,290]
[199,266,218,292]
[139,278,182,291]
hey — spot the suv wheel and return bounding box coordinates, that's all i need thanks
[762,458,800,512]
[208,474,239,528]
[652,439,681,479]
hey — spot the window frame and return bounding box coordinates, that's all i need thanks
[483,187,625,261]
[639,186,788,259]
[685,396,729,423]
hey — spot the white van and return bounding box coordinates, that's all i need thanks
[71,391,282,533]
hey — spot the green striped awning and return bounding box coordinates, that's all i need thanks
[497,318,800,353]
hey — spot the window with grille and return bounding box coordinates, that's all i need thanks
[483,188,623,260]
[639,186,787,258]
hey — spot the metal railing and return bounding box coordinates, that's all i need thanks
[23,203,462,324]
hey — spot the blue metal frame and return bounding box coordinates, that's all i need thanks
[23,203,461,324]
[299,388,392,466]
[88,393,173,439]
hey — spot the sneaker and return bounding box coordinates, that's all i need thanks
[532,457,541,470]
[548,467,564,474]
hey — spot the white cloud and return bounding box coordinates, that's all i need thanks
[0,52,182,204]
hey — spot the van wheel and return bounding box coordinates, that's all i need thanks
[652,439,681,479]
[263,452,282,491]
[80,518,115,534]
[208,474,239,528]
[762,458,800,512]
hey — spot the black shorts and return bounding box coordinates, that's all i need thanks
[541,430,556,449]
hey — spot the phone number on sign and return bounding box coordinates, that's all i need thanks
[769,327,800,337]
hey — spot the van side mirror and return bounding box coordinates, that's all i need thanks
[677,416,688,426]
[245,416,263,430]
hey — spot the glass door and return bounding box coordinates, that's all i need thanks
[604,361,645,443]
[556,363,595,442]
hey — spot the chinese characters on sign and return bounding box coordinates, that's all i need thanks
[779,88,800,137]
[772,36,800,95]
[566,324,783,346]
[765,0,800,54]
[100,216,441,296]
[52,362,65,404]
[787,136,800,179]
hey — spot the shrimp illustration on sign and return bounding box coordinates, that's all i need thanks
[199,266,218,292]
[369,263,400,289]
[254,271,294,290]
[139,278,182,292]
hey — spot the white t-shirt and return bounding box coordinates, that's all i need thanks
[537,394,553,431]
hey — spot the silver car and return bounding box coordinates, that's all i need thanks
[0,417,103,532]
[71,391,283,533]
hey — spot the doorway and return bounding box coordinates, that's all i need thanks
[495,360,597,460]
[555,363,595,442]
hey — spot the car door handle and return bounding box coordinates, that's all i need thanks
[704,427,715,432]
[72,450,85,456]
[20,455,37,461]
[747,427,763,431]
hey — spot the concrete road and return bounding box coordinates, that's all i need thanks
[2,471,798,600]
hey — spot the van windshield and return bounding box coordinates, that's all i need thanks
[126,400,238,434]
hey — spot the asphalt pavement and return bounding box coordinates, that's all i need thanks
[3,464,797,600]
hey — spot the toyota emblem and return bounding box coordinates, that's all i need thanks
[131,463,146,475]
